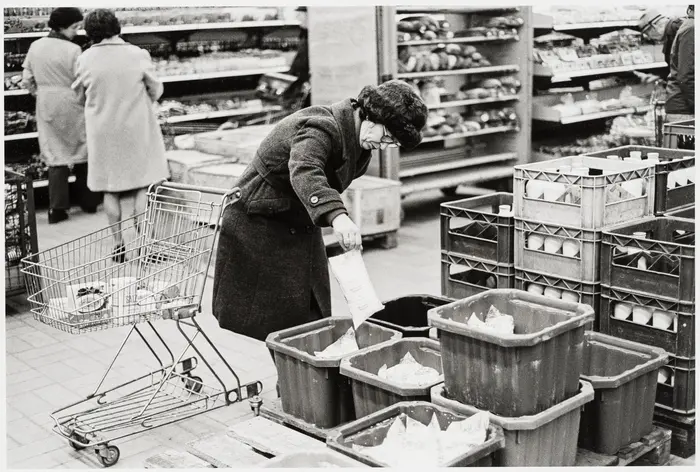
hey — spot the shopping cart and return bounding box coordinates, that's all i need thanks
[21,180,263,467]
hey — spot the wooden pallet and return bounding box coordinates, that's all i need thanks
[654,409,696,459]
[258,397,344,441]
[575,427,673,466]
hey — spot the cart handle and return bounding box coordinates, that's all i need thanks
[148,179,241,199]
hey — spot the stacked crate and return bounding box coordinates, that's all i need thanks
[439,193,515,300]
[663,119,695,150]
[512,156,656,329]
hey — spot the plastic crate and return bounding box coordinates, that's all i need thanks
[599,285,695,359]
[514,218,602,283]
[601,217,695,303]
[665,205,694,220]
[5,169,38,297]
[583,145,695,215]
[326,401,505,468]
[427,289,595,417]
[663,119,695,149]
[340,338,443,418]
[578,332,669,455]
[262,450,368,468]
[514,156,655,230]
[514,268,601,327]
[656,355,695,415]
[441,252,515,300]
[366,294,452,338]
[265,317,401,429]
[430,381,594,466]
[440,192,514,265]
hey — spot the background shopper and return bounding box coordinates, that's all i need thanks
[21,7,101,224]
[72,9,169,262]
[282,6,311,109]
[665,5,695,121]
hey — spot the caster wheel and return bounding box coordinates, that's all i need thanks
[184,375,203,394]
[249,395,262,416]
[69,433,88,450]
[441,186,459,197]
[99,445,120,467]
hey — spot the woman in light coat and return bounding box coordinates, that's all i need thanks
[72,9,169,261]
[22,7,100,224]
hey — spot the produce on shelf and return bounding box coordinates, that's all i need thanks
[5,155,48,181]
[153,49,289,76]
[5,111,36,135]
[4,74,23,91]
[398,43,495,73]
[546,86,648,118]
[157,98,267,121]
[396,14,522,43]
[4,52,26,72]
[422,107,519,138]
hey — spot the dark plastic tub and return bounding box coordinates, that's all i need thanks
[340,338,443,418]
[366,294,452,337]
[266,317,401,429]
[441,252,515,300]
[578,332,669,454]
[427,289,595,417]
[431,381,594,466]
[656,355,695,415]
[262,450,368,468]
[326,401,505,468]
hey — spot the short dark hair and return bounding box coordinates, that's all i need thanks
[84,9,121,43]
[48,8,84,31]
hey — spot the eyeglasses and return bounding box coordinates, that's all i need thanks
[640,14,664,38]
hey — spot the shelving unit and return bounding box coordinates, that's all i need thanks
[375,6,533,196]
[534,62,667,83]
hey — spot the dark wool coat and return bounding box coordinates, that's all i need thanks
[212,98,372,341]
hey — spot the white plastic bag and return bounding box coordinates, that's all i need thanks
[328,250,384,329]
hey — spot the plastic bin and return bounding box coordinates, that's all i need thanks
[663,119,695,150]
[656,355,695,414]
[427,289,595,417]
[441,252,515,300]
[340,338,443,418]
[514,156,655,230]
[366,294,452,338]
[583,145,695,215]
[665,205,694,220]
[266,317,401,429]
[430,381,594,466]
[326,401,505,468]
[599,284,694,359]
[514,218,602,282]
[440,192,514,265]
[601,217,695,303]
[578,332,669,454]
[262,450,368,468]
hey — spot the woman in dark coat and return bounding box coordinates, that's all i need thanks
[212,80,427,342]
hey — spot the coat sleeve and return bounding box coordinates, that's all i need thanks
[140,49,163,102]
[676,26,695,111]
[71,54,87,106]
[20,46,37,96]
[288,118,348,227]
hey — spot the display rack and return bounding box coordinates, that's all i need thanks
[375,6,533,196]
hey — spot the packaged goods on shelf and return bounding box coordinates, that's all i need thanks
[421,107,519,140]
[534,6,647,25]
[157,98,267,122]
[398,43,498,73]
[4,74,23,91]
[153,50,290,77]
[5,155,48,181]
[396,13,522,44]
[5,111,36,135]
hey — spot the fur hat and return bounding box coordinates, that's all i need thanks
[357,80,428,150]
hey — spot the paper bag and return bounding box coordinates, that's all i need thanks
[329,250,384,329]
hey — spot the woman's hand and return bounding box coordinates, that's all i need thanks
[331,214,362,252]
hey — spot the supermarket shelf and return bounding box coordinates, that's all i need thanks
[164,105,282,123]
[421,125,517,143]
[533,13,640,31]
[33,175,75,189]
[4,132,38,142]
[159,66,288,83]
[428,94,519,110]
[398,64,519,79]
[400,163,514,196]
[535,104,653,124]
[398,34,519,46]
[535,62,667,82]
[397,7,520,14]
[4,89,29,96]
[399,151,516,178]
[3,20,301,39]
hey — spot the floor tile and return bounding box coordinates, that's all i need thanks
[6,417,54,446]
[8,390,56,418]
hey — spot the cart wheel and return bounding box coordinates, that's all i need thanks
[249,395,262,416]
[99,446,120,467]
[68,433,88,450]
[184,375,203,394]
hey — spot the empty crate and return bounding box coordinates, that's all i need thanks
[514,156,655,230]
[266,317,401,429]
[340,338,443,417]
[431,381,595,466]
[440,192,514,265]
[656,355,695,414]
[427,289,595,417]
[441,252,515,300]
[601,217,695,303]
[326,401,505,468]
[366,294,452,337]
[663,119,695,150]
[578,332,669,455]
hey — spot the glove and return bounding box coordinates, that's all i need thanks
[331,214,362,252]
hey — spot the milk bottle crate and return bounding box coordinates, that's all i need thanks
[513,156,655,230]
[656,355,695,415]
[599,284,695,359]
[440,252,515,300]
[514,218,602,283]
[663,119,695,150]
[583,145,695,215]
[440,192,514,265]
[601,217,695,303]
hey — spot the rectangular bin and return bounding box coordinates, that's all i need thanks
[262,450,368,468]
[599,284,695,359]
[656,355,695,415]
[663,119,695,149]
[515,218,602,282]
[514,156,655,230]
[340,338,443,418]
[430,381,594,466]
[427,289,595,417]
[601,217,695,303]
[578,332,669,455]
[266,317,401,429]
[441,252,515,300]
[584,145,695,215]
[366,294,452,338]
[326,401,505,468]
[665,205,694,220]
[440,192,514,265]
